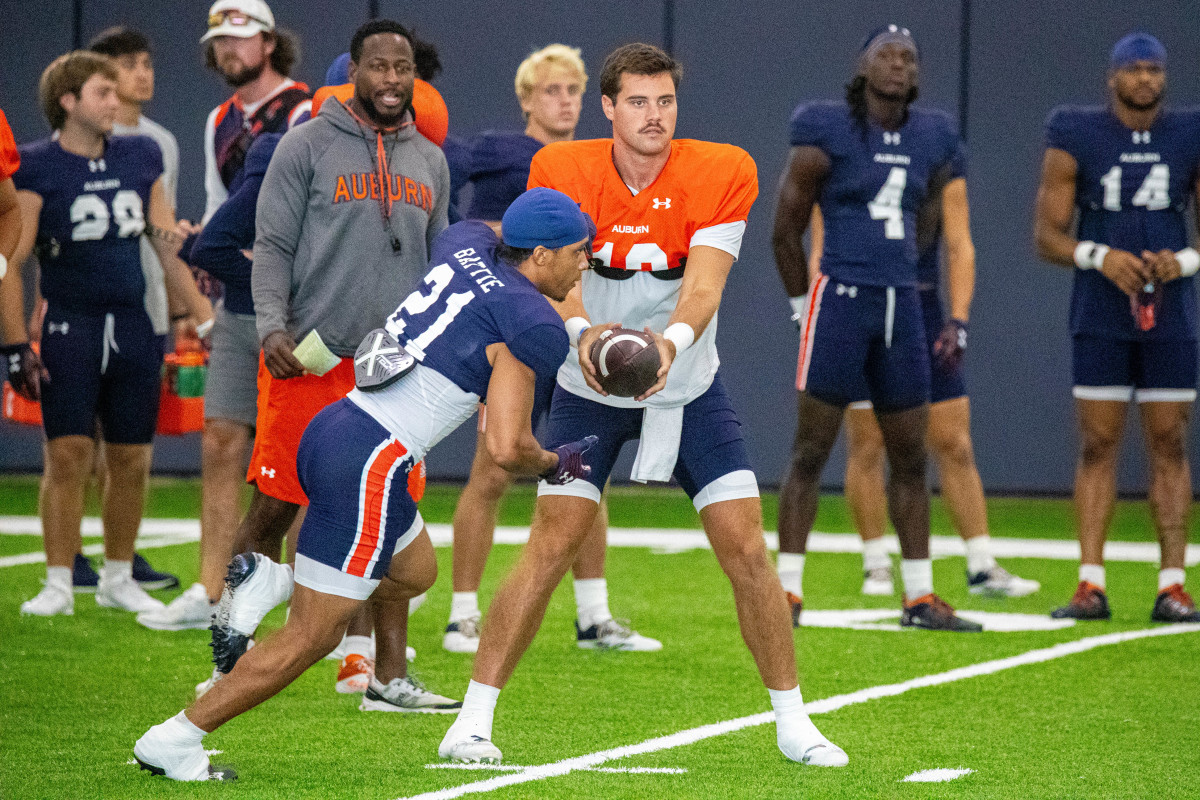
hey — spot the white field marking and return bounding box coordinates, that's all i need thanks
[396,624,1199,800]
[902,768,974,782]
[425,764,685,775]
[799,609,1076,633]
[3,517,1195,566]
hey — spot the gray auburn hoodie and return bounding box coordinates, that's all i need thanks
[252,97,450,356]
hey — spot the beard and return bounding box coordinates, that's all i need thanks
[223,59,266,88]
[358,94,408,127]
[1116,86,1162,113]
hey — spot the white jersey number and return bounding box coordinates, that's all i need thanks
[385,262,475,358]
[591,241,670,271]
[868,167,907,240]
[1100,164,1171,211]
[69,190,145,242]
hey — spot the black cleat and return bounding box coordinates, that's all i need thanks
[1051,581,1111,621]
[209,554,260,674]
[71,553,100,593]
[1151,584,1200,623]
[132,552,180,590]
[786,592,803,628]
[901,593,983,631]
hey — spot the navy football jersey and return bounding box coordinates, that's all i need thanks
[14,135,162,312]
[465,131,543,221]
[1046,105,1200,340]
[384,220,569,402]
[791,101,966,288]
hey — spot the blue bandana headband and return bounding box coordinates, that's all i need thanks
[502,188,590,250]
[858,24,919,74]
[1111,32,1166,69]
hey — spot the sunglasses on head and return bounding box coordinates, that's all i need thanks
[207,10,268,29]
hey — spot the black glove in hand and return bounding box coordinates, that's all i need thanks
[541,435,599,485]
[933,318,968,371]
[1,342,47,402]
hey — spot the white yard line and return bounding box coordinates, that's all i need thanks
[2,517,1194,566]
[396,624,1200,800]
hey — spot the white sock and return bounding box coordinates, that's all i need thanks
[456,680,501,740]
[46,565,72,590]
[172,711,207,742]
[342,634,373,659]
[1159,568,1186,592]
[450,591,480,622]
[900,558,933,601]
[574,578,612,629]
[963,535,998,575]
[768,686,825,746]
[861,538,890,572]
[1079,563,1106,589]
[101,559,132,582]
[777,552,805,596]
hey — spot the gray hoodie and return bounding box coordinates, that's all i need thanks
[252,98,449,356]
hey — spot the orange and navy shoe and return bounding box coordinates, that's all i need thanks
[1151,584,1200,623]
[786,591,803,628]
[901,593,983,631]
[336,653,375,694]
[1051,581,1111,621]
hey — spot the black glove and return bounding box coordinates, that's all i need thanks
[541,435,598,485]
[933,318,968,371]
[1,342,47,402]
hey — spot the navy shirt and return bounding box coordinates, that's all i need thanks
[385,221,568,415]
[465,131,544,221]
[1046,105,1200,340]
[791,102,965,288]
[15,136,162,312]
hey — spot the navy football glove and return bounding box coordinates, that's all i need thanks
[541,435,598,485]
[933,318,968,371]
[1,342,48,402]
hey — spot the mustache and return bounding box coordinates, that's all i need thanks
[639,124,665,133]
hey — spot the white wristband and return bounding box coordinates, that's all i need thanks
[564,316,590,348]
[664,322,695,355]
[0,253,7,280]
[788,294,809,323]
[1176,247,1200,277]
[1073,240,1110,270]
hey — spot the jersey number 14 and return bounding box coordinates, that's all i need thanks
[1099,164,1170,211]
[868,167,907,240]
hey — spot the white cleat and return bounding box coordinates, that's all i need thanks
[777,714,848,767]
[134,720,235,781]
[443,614,481,653]
[439,731,503,764]
[861,566,895,596]
[968,565,1041,598]
[360,675,462,713]
[97,575,166,614]
[137,583,213,631]
[20,583,74,616]
[210,554,292,673]
[576,618,663,651]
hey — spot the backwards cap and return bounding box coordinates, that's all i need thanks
[202,0,274,43]
[502,188,591,250]
[1111,32,1166,69]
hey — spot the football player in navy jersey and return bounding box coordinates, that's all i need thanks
[1034,33,1200,623]
[133,188,596,782]
[773,25,979,631]
[0,52,212,618]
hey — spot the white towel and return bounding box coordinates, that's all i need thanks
[630,405,683,483]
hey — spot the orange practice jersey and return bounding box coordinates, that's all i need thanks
[528,138,757,273]
[0,110,19,181]
[311,79,448,147]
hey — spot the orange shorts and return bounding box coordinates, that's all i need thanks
[247,354,427,504]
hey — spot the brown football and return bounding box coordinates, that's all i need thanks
[588,328,661,397]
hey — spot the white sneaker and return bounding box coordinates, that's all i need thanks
[195,667,223,699]
[777,717,849,767]
[134,719,235,781]
[20,583,74,616]
[443,615,481,653]
[968,565,1041,597]
[862,566,895,596]
[360,675,462,713]
[576,618,663,651]
[211,554,292,673]
[137,583,213,631]
[439,731,503,764]
[97,575,166,614]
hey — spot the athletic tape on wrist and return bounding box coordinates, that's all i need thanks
[0,253,7,280]
[565,317,590,348]
[664,322,695,355]
[1176,247,1200,277]
[1073,240,1110,270]
[788,293,809,322]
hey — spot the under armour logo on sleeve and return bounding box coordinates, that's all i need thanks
[48,322,70,335]
[260,466,276,479]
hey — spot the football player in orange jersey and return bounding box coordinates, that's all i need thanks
[0,109,20,288]
[439,43,847,769]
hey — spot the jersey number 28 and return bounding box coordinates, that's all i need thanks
[70,190,145,241]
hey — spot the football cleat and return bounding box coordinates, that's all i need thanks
[360,675,462,713]
[20,583,74,616]
[1151,584,1200,623]
[132,552,180,591]
[439,733,503,764]
[71,553,100,593]
[210,554,293,674]
[862,567,895,596]
[776,714,849,767]
[97,575,166,614]
[137,583,214,631]
[336,654,375,694]
[785,591,803,628]
[576,618,663,651]
[968,565,1040,597]
[133,722,236,782]
[901,593,983,631]
[1051,581,1111,621]
[443,615,481,654]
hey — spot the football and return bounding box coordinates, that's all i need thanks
[588,328,661,397]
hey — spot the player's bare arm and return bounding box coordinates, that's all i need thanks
[146,177,214,334]
[772,145,830,298]
[940,177,975,322]
[1146,171,1200,282]
[483,343,559,477]
[0,190,50,399]
[1034,147,1150,296]
[807,206,824,284]
[0,178,20,268]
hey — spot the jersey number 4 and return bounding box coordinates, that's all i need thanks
[868,167,907,240]
[385,262,475,358]
[70,191,145,241]
[1099,164,1170,211]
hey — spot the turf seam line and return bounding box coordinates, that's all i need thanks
[395,624,1200,800]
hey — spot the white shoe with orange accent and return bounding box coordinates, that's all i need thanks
[336,654,375,694]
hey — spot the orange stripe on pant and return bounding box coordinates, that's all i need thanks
[796,274,828,391]
[345,438,410,578]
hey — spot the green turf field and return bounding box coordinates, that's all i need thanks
[1,476,1198,799]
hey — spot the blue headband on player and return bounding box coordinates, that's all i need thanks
[858,24,919,72]
[502,188,591,250]
[1110,33,1166,69]
[326,52,351,86]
